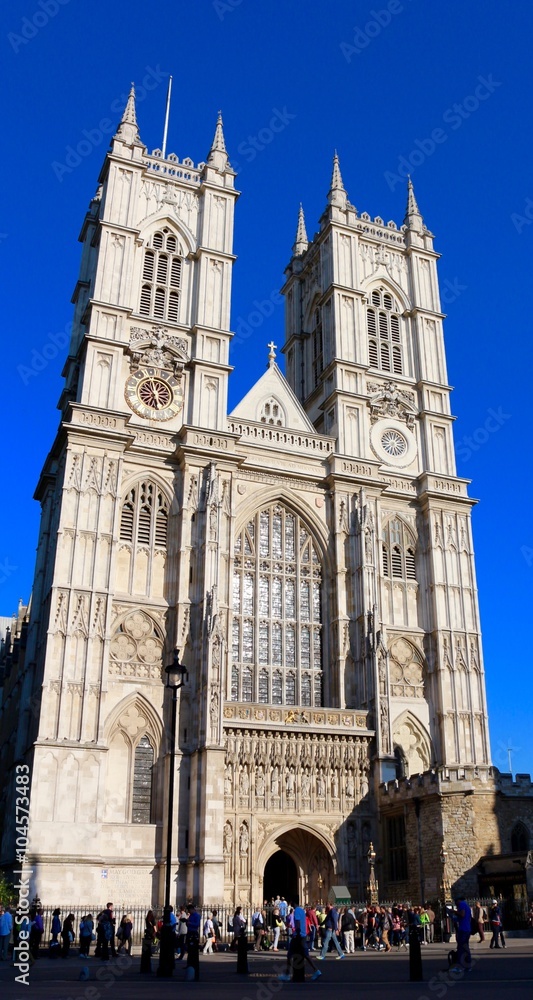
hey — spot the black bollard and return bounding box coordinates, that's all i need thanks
[237,930,249,974]
[187,933,200,981]
[140,935,152,974]
[408,924,423,982]
[291,934,305,983]
[157,923,175,978]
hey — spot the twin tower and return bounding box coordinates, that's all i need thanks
[2,86,491,906]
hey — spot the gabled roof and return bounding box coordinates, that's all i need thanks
[229,362,316,432]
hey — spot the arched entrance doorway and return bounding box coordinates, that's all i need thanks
[264,850,298,904]
[260,827,335,906]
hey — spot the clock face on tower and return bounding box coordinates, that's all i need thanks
[125,367,184,421]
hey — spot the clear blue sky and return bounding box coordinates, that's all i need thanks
[2,0,532,773]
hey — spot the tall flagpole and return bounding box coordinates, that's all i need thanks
[161,75,173,159]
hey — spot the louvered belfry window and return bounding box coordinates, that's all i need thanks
[231,503,323,706]
[139,228,182,323]
[381,518,417,581]
[367,287,403,374]
[119,482,168,548]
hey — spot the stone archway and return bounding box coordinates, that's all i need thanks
[259,827,335,906]
[264,850,298,904]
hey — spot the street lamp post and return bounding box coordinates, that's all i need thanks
[366,842,379,907]
[157,648,187,978]
[439,847,451,943]
[317,873,323,905]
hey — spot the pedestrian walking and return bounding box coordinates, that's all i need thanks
[0,905,13,961]
[49,908,61,959]
[472,902,486,943]
[202,913,215,954]
[454,897,472,972]
[316,904,344,960]
[61,913,75,958]
[79,914,94,957]
[489,900,505,949]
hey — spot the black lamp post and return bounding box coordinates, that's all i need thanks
[366,842,379,907]
[157,647,187,978]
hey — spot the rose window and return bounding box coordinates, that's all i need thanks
[381,429,407,457]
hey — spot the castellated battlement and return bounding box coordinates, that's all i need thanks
[379,765,533,802]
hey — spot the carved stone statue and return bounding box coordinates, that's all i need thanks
[223,821,233,855]
[331,771,339,798]
[209,689,219,735]
[286,768,295,796]
[346,773,355,798]
[302,772,311,798]
[240,769,249,795]
[256,770,265,797]
[316,772,325,798]
[271,766,279,795]
[239,822,249,855]
[380,701,390,753]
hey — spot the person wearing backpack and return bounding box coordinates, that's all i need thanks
[79,914,94,957]
[252,907,265,951]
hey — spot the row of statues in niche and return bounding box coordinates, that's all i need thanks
[223,819,248,856]
[224,764,368,800]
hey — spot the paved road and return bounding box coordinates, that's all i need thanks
[1,939,531,999]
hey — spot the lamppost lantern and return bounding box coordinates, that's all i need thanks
[317,872,323,903]
[165,647,187,689]
[367,842,377,866]
[440,847,447,866]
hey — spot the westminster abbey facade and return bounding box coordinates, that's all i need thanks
[2,87,513,909]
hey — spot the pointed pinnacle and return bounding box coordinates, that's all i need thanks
[207,110,228,167]
[404,175,424,229]
[212,110,226,151]
[122,83,138,126]
[328,151,348,209]
[330,150,345,192]
[293,203,309,256]
[115,82,140,143]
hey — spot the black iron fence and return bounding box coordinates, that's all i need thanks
[22,894,531,954]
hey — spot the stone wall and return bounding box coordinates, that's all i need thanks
[378,767,533,902]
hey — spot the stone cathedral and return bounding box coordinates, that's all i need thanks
[6,86,527,911]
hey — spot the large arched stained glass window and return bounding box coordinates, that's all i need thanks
[231,503,323,706]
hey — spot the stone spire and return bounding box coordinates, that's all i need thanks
[404,176,424,233]
[328,151,347,209]
[292,203,309,256]
[207,111,229,170]
[115,83,141,144]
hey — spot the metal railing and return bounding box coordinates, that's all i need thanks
[24,894,531,954]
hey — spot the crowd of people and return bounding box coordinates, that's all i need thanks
[232,899,437,956]
[0,893,522,965]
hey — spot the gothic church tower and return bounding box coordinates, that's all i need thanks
[283,160,490,781]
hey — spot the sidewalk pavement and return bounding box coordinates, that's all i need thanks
[1,939,531,999]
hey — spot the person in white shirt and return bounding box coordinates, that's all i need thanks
[202,913,215,954]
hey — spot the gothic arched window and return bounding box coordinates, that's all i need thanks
[367,287,403,375]
[511,821,529,853]
[381,518,417,582]
[231,503,323,705]
[139,229,182,323]
[132,734,154,823]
